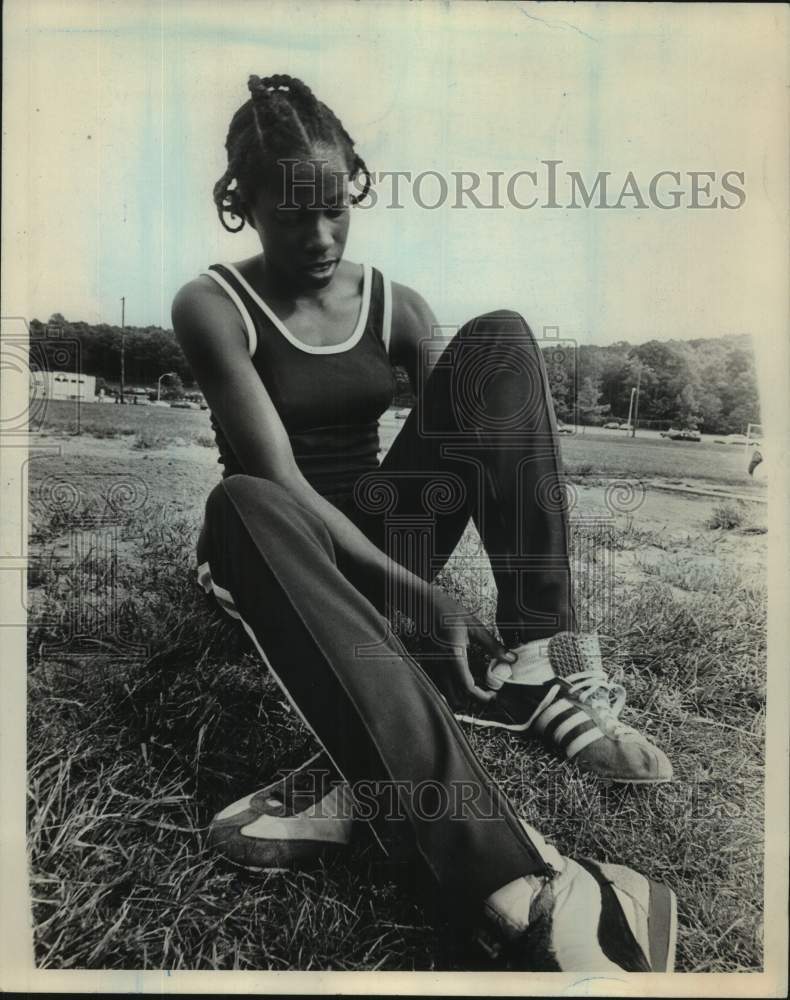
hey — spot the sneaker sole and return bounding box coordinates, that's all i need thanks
[208,752,353,870]
[208,829,348,871]
[579,859,678,972]
[454,712,531,733]
[638,877,677,972]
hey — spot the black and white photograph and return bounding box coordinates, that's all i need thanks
[1,1,788,994]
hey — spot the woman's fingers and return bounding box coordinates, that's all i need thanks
[450,645,496,702]
[466,620,517,665]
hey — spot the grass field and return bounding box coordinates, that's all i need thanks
[35,399,761,491]
[26,401,767,971]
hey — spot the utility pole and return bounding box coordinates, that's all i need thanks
[120,296,126,404]
[626,387,636,430]
[631,365,642,438]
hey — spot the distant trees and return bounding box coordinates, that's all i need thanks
[391,365,414,407]
[28,314,760,435]
[538,334,759,434]
[576,376,610,425]
[160,373,184,401]
[29,315,194,390]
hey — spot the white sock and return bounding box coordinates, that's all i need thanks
[483,874,543,936]
[488,639,554,688]
[483,821,563,936]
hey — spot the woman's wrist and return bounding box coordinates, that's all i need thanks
[380,560,435,618]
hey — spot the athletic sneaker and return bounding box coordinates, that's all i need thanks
[457,631,672,784]
[477,822,677,972]
[207,751,354,870]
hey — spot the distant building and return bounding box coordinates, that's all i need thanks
[30,370,97,402]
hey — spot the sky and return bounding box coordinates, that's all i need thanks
[3,1,788,370]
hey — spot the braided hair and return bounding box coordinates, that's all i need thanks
[213,74,371,233]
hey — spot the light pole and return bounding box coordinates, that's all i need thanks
[120,296,126,404]
[631,365,642,439]
[157,371,178,402]
[625,387,636,430]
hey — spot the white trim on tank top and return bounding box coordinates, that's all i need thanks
[221,261,372,356]
[201,269,258,357]
[382,276,393,356]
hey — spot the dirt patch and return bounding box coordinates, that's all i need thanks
[29,431,767,604]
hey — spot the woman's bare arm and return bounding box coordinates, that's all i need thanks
[389,281,448,394]
[172,277,507,698]
[172,277,435,610]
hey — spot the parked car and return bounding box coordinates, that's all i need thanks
[713,432,748,445]
[170,400,198,410]
[603,421,623,430]
[557,422,573,434]
[665,427,701,442]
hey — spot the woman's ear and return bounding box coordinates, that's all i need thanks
[241,201,256,229]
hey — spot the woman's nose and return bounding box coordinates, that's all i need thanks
[306,215,334,252]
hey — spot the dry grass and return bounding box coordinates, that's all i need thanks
[706,501,753,531]
[26,470,766,971]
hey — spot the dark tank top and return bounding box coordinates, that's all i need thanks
[202,262,397,499]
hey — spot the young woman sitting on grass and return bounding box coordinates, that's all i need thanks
[172,73,676,972]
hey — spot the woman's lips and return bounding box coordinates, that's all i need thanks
[303,259,336,275]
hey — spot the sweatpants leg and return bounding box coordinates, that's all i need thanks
[197,474,552,912]
[350,311,576,648]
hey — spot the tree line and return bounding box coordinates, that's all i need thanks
[30,314,759,434]
[542,335,759,433]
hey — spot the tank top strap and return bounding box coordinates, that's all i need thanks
[365,267,393,357]
[202,263,258,357]
[201,261,392,359]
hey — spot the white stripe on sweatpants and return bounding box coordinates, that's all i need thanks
[197,561,388,855]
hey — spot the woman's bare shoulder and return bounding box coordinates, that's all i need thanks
[390,280,438,340]
[172,273,225,311]
[392,279,431,312]
[386,280,439,372]
[171,274,244,350]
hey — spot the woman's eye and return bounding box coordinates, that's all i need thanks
[275,209,305,225]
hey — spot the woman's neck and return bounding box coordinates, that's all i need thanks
[240,254,355,307]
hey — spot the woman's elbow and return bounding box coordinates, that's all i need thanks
[240,455,309,496]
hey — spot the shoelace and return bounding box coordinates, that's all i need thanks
[564,669,635,737]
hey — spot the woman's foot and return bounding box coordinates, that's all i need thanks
[478,822,677,972]
[207,751,354,869]
[456,632,673,784]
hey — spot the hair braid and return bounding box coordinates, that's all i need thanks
[213,74,372,232]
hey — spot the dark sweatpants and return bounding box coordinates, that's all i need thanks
[196,311,574,913]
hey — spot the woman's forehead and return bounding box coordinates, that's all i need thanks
[268,153,350,207]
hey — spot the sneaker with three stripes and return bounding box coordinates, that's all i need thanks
[456,632,672,784]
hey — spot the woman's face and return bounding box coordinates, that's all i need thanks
[248,146,351,290]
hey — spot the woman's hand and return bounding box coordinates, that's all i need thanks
[419,586,516,705]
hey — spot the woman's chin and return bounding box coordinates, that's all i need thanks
[301,261,339,286]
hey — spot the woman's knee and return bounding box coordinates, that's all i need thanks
[222,473,289,504]
[458,309,536,344]
[204,474,288,524]
[213,474,334,553]
[478,308,526,324]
